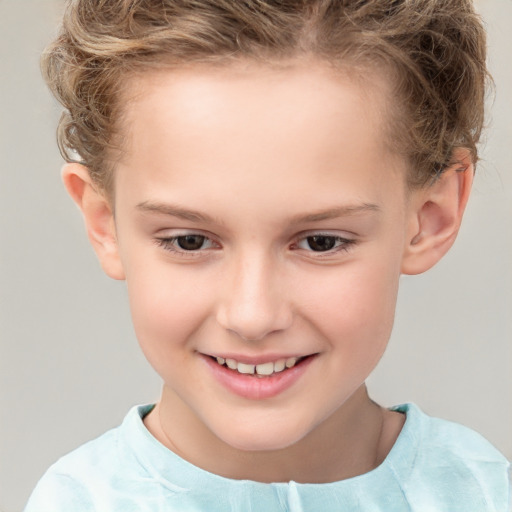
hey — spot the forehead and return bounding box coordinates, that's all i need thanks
[115,59,405,210]
[122,59,392,148]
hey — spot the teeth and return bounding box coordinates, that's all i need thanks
[225,358,237,370]
[215,356,301,375]
[255,362,274,376]
[237,362,255,374]
[285,357,298,368]
[274,359,286,373]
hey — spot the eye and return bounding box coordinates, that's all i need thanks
[155,233,218,256]
[175,234,208,251]
[296,234,355,253]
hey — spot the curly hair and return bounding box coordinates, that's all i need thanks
[42,0,489,192]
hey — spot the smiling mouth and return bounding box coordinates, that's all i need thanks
[209,355,311,377]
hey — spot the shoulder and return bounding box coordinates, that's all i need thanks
[405,403,509,466]
[389,403,511,511]
[24,430,116,512]
[24,405,153,512]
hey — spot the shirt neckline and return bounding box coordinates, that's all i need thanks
[121,402,421,492]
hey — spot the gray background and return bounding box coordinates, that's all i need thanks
[1,1,510,511]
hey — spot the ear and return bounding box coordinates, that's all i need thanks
[62,163,125,280]
[401,150,474,275]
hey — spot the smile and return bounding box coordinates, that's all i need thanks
[213,356,304,376]
[204,353,317,399]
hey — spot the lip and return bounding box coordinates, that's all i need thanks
[201,353,317,400]
[205,352,305,365]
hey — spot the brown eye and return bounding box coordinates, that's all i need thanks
[306,235,336,252]
[295,234,356,255]
[176,235,207,250]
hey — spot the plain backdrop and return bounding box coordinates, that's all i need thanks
[1,1,511,511]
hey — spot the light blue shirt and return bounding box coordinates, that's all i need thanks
[25,403,511,511]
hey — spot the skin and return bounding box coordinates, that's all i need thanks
[64,59,473,483]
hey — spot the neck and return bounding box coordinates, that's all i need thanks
[144,385,403,483]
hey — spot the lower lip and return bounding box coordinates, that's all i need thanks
[202,355,316,400]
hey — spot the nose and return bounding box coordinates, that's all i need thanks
[216,251,293,341]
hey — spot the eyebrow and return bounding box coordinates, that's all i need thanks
[289,203,381,223]
[136,201,380,225]
[137,201,222,224]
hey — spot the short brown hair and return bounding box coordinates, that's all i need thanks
[42,0,489,192]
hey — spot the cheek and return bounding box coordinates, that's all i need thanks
[295,257,401,361]
[123,258,214,371]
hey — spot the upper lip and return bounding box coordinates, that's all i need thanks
[201,352,316,365]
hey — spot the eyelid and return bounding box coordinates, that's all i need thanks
[293,229,357,242]
[291,231,357,254]
[154,230,221,258]
[154,229,357,258]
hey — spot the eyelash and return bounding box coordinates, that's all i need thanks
[155,234,218,258]
[293,234,356,255]
[154,232,356,258]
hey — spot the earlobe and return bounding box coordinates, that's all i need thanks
[401,150,474,275]
[62,163,125,280]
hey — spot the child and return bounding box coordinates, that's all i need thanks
[26,0,510,510]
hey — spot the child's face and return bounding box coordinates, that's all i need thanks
[110,61,416,451]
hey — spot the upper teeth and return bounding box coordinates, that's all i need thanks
[216,356,299,376]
